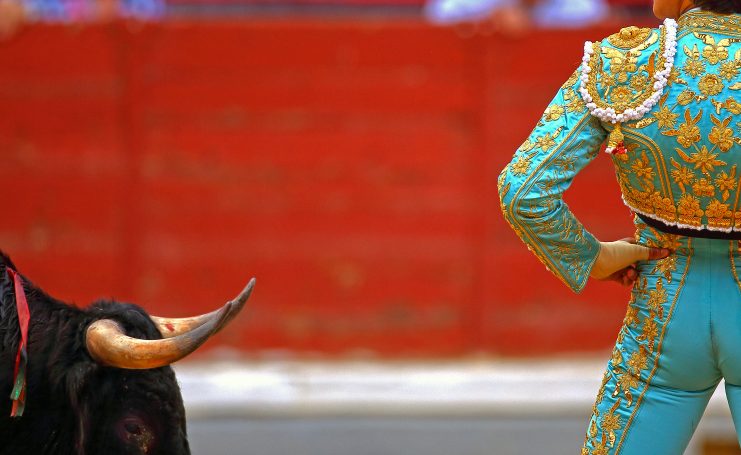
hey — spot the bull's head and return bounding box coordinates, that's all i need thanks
[0,252,254,455]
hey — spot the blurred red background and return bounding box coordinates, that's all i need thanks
[0,18,646,358]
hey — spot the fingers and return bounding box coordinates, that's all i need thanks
[624,266,638,282]
[603,265,638,286]
[648,247,671,260]
[620,238,672,260]
[591,238,674,282]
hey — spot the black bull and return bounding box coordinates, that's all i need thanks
[0,252,254,455]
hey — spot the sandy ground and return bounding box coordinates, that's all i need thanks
[175,357,738,454]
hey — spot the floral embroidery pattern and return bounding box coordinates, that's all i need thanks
[582,232,693,455]
[609,11,741,233]
[498,9,741,297]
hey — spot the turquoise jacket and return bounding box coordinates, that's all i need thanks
[498,10,741,293]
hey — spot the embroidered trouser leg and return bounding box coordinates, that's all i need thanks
[580,237,741,455]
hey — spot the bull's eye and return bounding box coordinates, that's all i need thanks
[117,415,155,452]
[124,421,144,435]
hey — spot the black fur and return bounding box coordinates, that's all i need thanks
[0,252,190,455]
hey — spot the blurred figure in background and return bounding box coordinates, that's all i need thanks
[0,0,163,38]
[424,0,609,34]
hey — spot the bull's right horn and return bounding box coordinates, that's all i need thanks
[85,278,255,369]
[151,278,255,338]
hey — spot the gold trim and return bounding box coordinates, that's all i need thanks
[607,26,654,49]
[730,240,741,292]
[623,129,673,199]
[677,10,741,37]
[615,238,693,454]
[731,174,741,221]
[507,114,601,290]
[584,26,667,113]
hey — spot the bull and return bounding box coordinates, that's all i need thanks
[0,252,254,454]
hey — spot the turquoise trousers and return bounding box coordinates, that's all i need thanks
[582,227,741,455]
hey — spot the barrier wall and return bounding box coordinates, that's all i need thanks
[0,19,641,357]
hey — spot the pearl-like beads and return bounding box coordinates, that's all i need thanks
[578,18,678,153]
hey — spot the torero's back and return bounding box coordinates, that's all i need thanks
[498,6,741,455]
[498,9,741,293]
[609,12,740,234]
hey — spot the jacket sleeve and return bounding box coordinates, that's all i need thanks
[497,69,608,293]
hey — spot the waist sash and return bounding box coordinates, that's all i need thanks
[637,214,741,240]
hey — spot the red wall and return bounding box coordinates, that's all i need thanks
[0,19,640,357]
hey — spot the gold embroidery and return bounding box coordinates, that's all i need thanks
[643,225,683,252]
[562,70,579,89]
[708,115,735,152]
[630,152,654,179]
[699,73,725,97]
[615,239,693,453]
[713,96,741,116]
[729,240,741,295]
[652,255,678,282]
[637,317,659,351]
[653,105,679,129]
[715,165,737,201]
[592,441,609,455]
[670,157,695,192]
[535,132,557,150]
[719,60,739,81]
[677,90,696,105]
[632,116,656,129]
[608,26,654,49]
[583,241,691,455]
[683,44,706,78]
[696,33,738,64]
[678,193,704,227]
[629,73,649,92]
[706,199,734,229]
[510,155,532,175]
[677,145,726,175]
[678,10,741,33]
[504,113,599,292]
[663,108,702,148]
[646,278,666,320]
[692,177,715,197]
[543,104,565,122]
[624,305,639,327]
[585,26,667,113]
[627,345,650,375]
[613,370,638,407]
[599,399,623,447]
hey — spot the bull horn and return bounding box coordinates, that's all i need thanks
[151,278,256,338]
[85,278,255,369]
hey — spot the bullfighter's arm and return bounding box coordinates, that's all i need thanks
[497,68,608,293]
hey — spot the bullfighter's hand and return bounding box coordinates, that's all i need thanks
[590,237,671,286]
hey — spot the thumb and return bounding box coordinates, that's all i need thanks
[591,241,659,280]
[606,241,672,264]
[604,241,651,264]
[616,237,671,260]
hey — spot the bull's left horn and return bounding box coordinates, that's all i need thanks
[85,278,255,369]
[151,278,256,338]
